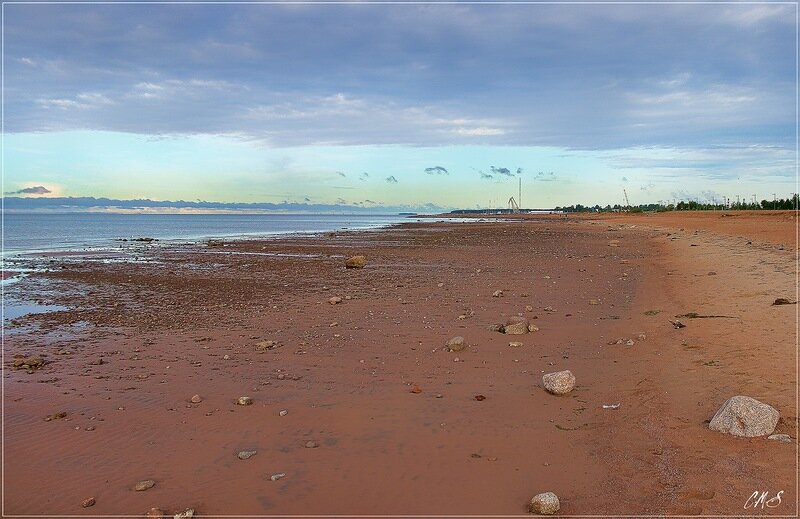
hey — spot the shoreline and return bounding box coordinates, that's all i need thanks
[3,215,796,515]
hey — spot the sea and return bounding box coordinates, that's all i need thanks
[1,212,417,255]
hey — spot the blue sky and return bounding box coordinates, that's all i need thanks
[3,2,796,210]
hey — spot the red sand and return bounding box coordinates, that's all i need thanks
[3,214,796,516]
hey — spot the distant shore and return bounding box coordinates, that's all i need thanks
[3,212,796,515]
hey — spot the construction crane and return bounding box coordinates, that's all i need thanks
[623,189,631,210]
[508,197,520,214]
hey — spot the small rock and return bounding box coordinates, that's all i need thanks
[492,290,504,298]
[328,296,343,305]
[190,394,202,403]
[527,324,539,332]
[174,509,195,519]
[474,394,486,401]
[543,306,555,312]
[44,411,67,421]
[509,341,523,348]
[773,297,796,305]
[238,450,257,460]
[709,396,779,437]
[529,492,560,514]
[504,316,530,335]
[270,473,286,481]
[81,497,96,508]
[236,396,253,406]
[588,299,600,305]
[304,440,319,449]
[134,479,156,491]
[145,508,165,518]
[345,255,366,269]
[410,385,422,394]
[445,336,466,352]
[608,239,620,247]
[223,354,230,360]
[487,323,505,333]
[255,340,278,351]
[279,409,288,417]
[542,370,576,395]
[525,305,533,312]
[625,339,635,346]
[767,433,792,443]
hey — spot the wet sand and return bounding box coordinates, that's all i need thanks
[3,213,796,516]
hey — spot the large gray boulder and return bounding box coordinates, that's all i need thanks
[708,395,779,437]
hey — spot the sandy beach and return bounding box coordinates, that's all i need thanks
[3,212,796,516]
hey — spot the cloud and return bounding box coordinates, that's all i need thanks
[479,171,493,180]
[385,175,398,184]
[490,166,513,176]
[336,171,347,178]
[424,166,448,175]
[5,185,51,195]
[359,172,369,181]
[621,176,629,182]
[534,171,557,182]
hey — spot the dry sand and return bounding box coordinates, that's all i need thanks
[3,212,796,516]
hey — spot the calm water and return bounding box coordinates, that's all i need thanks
[1,212,413,254]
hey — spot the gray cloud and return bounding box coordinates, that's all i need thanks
[385,175,398,184]
[3,4,791,150]
[490,166,514,176]
[336,171,346,178]
[5,185,51,195]
[359,172,369,181]
[534,171,557,182]
[424,166,448,175]
[479,171,493,180]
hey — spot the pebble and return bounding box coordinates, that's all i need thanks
[279,409,288,416]
[81,497,96,508]
[492,290,504,297]
[529,492,560,514]
[190,394,202,403]
[174,509,195,519]
[509,341,523,348]
[270,473,286,481]
[238,450,257,460]
[304,440,319,449]
[237,396,253,406]
[223,354,230,360]
[328,296,342,305]
[145,508,165,518]
[134,479,156,491]
[445,336,466,352]
[767,433,792,443]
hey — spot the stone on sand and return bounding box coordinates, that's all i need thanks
[529,492,560,515]
[134,479,156,491]
[768,433,792,443]
[236,396,253,406]
[492,290,504,297]
[190,394,202,403]
[174,509,195,519]
[509,341,523,348]
[345,255,366,269]
[255,340,278,351]
[446,336,466,352]
[542,370,576,395]
[503,316,530,335]
[145,508,165,518]
[708,396,779,437]
[328,296,343,305]
[238,450,257,460]
[81,497,95,508]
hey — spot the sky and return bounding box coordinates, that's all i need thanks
[2,1,797,211]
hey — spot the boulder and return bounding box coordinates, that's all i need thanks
[708,396,778,437]
[504,316,529,335]
[345,255,366,269]
[542,370,576,395]
[446,336,466,352]
[529,492,560,515]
